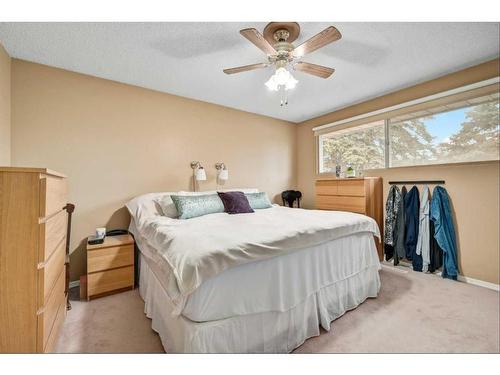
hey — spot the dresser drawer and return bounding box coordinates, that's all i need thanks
[39,210,67,262]
[37,268,65,351]
[43,298,66,353]
[315,180,338,195]
[316,195,366,214]
[88,244,134,273]
[88,266,134,298]
[38,237,66,308]
[337,180,366,196]
[40,175,68,218]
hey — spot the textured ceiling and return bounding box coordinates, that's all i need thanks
[0,22,498,123]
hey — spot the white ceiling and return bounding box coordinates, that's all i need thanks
[0,22,498,123]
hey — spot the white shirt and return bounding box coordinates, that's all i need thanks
[416,186,430,272]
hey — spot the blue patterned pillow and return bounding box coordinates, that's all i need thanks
[245,192,272,209]
[171,194,224,219]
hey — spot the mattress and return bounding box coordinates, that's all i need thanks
[131,219,380,322]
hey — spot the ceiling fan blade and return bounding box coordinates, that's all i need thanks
[223,62,268,75]
[293,26,342,57]
[240,28,276,55]
[294,62,335,78]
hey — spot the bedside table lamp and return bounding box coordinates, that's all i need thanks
[191,161,206,191]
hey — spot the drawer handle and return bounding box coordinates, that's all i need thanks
[39,208,65,224]
[38,236,66,269]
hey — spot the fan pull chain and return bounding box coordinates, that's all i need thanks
[280,86,288,107]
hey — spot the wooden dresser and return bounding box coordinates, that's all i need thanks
[0,167,68,353]
[315,177,383,259]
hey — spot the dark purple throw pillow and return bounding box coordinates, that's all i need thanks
[217,191,254,214]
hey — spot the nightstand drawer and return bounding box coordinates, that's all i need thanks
[88,266,134,298]
[87,244,134,273]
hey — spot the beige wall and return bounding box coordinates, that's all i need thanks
[0,43,10,166]
[11,60,297,281]
[297,58,500,284]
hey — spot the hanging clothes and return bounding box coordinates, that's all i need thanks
[428,219,443,273]
[384,185,402,261]
[430,186,458,280]
[394,186,407,263]
[416,186,430,272]
[405,186,422,271]
[394,185,407,266]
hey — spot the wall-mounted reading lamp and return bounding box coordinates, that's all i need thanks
[215,162,229,186]
[190,161,206,191]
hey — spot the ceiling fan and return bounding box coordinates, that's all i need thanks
[223,22,342,106]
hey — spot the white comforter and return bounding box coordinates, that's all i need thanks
[136,206,380,311]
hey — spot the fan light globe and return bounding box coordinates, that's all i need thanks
[265,75,279,91]
[265,68,298,92]
[274,67,290,85]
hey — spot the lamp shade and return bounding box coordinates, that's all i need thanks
[218,168,229,181]
[195,167,207,181]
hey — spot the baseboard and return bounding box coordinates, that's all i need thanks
[456,275,499,292]
[69,280,80,289]
[381,261,499,292]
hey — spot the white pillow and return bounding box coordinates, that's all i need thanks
[154,194,181,218]
[126,192,174,222]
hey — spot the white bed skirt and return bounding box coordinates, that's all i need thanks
[139,254,380,353]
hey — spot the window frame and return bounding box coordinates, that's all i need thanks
[315,81,499,176]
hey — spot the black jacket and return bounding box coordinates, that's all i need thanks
[404,186,422,271]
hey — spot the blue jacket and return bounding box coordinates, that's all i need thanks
[430,186,458,280]
[405,186,422,271]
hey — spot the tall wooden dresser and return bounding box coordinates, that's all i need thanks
[0,167,68,353]
[315,177,383,259]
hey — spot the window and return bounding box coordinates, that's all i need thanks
[318,91,499,174]
[318,120,385,174]
[389,95,499,167]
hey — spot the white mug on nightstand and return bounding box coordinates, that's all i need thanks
[96,227,106,239]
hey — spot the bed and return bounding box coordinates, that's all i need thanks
[126,190,381,353]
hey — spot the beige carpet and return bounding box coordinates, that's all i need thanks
[54,267,500,353]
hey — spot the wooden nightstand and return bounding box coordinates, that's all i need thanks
[86,234,135,300]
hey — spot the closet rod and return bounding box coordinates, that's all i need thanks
[388,180,445,185]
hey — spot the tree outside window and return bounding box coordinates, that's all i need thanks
[319,95,499,173]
